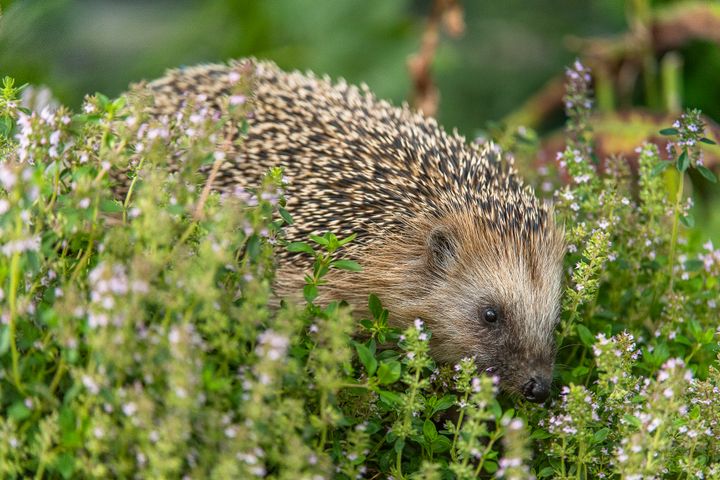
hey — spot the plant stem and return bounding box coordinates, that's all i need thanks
[644,420,664,473]
[70,193,101,283]
[576,441,585,480]
[450,390,469,461]
[396,448,403,479]
[317,391,328,450]
[8,217,24,393]
[474,430,500,477]
[396,366,422,479]
[661,52,682,113]
[47,160,61,212]
[667,169,684,292]
[122,158,145,224]
[684,343,702,363]
[49,357,66,393]
[339,383,371,390]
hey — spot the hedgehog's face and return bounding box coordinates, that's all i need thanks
[418,221,565,403]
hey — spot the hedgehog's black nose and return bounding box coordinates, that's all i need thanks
[522,377,550,403]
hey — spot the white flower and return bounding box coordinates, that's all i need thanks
[1,236,40,257]
[0,164,17,190]
[122,402,137,416]
[230,95,246,106]
[168,327,181,344]
[256,330,289,361]
[82,375,100,395]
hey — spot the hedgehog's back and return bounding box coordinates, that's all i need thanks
[145,59,540,248]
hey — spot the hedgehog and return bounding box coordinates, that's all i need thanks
[141,59,566,403]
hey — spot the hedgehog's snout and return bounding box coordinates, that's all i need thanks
[522,376,551,403]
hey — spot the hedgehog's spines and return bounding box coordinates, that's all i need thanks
[144,59,558,262]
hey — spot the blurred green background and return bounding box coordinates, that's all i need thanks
[0,0,631,135]
[1,0,719,237]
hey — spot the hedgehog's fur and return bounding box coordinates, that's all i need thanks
[142,59,566,400]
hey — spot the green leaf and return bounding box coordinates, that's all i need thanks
[95,92,110,109]
[650,161,670,177]
[411,435,429,449]
[368,294,383,319]
[529,429,552,440]
[394,438,405,455]
[430,435,451,453]
[309,234,328,246]
[167,204,185,215]
[325,232,340,252]
[696,165,717,183]
[423,419,438,441]
[0,115,12,137]
[54,453,76,479]
[303,284,317,303]
[99,198,123,213]
[500,408,515,424]
[680,213,695,228]
[0,326,9,355]
[684,259,704,271]
[278,206,293,225]
[8,402,31,421]
[200,152,215,165]
[111,96,126,111]
[576,324,595,347]
[676,150,689,172]
[377,390,402,407]
[699,137,717,145]
[332,259,362,272]
[701,327,715,344]
[430,394,456,415]
[659,127,679,136]
[355,343,377,375]
[337,233,357,246]
[488,398,502,419]
[592,427,610,443]
[484,460,498,474]
[376,360,401,385]
[538,466,556,478]
[623,414,641,429]
[287,242,314,255]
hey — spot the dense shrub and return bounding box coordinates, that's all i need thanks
[0,62,719,479]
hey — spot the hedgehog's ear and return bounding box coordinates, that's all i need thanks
[426,226,458,272]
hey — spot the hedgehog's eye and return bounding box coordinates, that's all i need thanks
[480,307,499,325]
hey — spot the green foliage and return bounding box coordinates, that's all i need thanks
[1,60,720,480]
